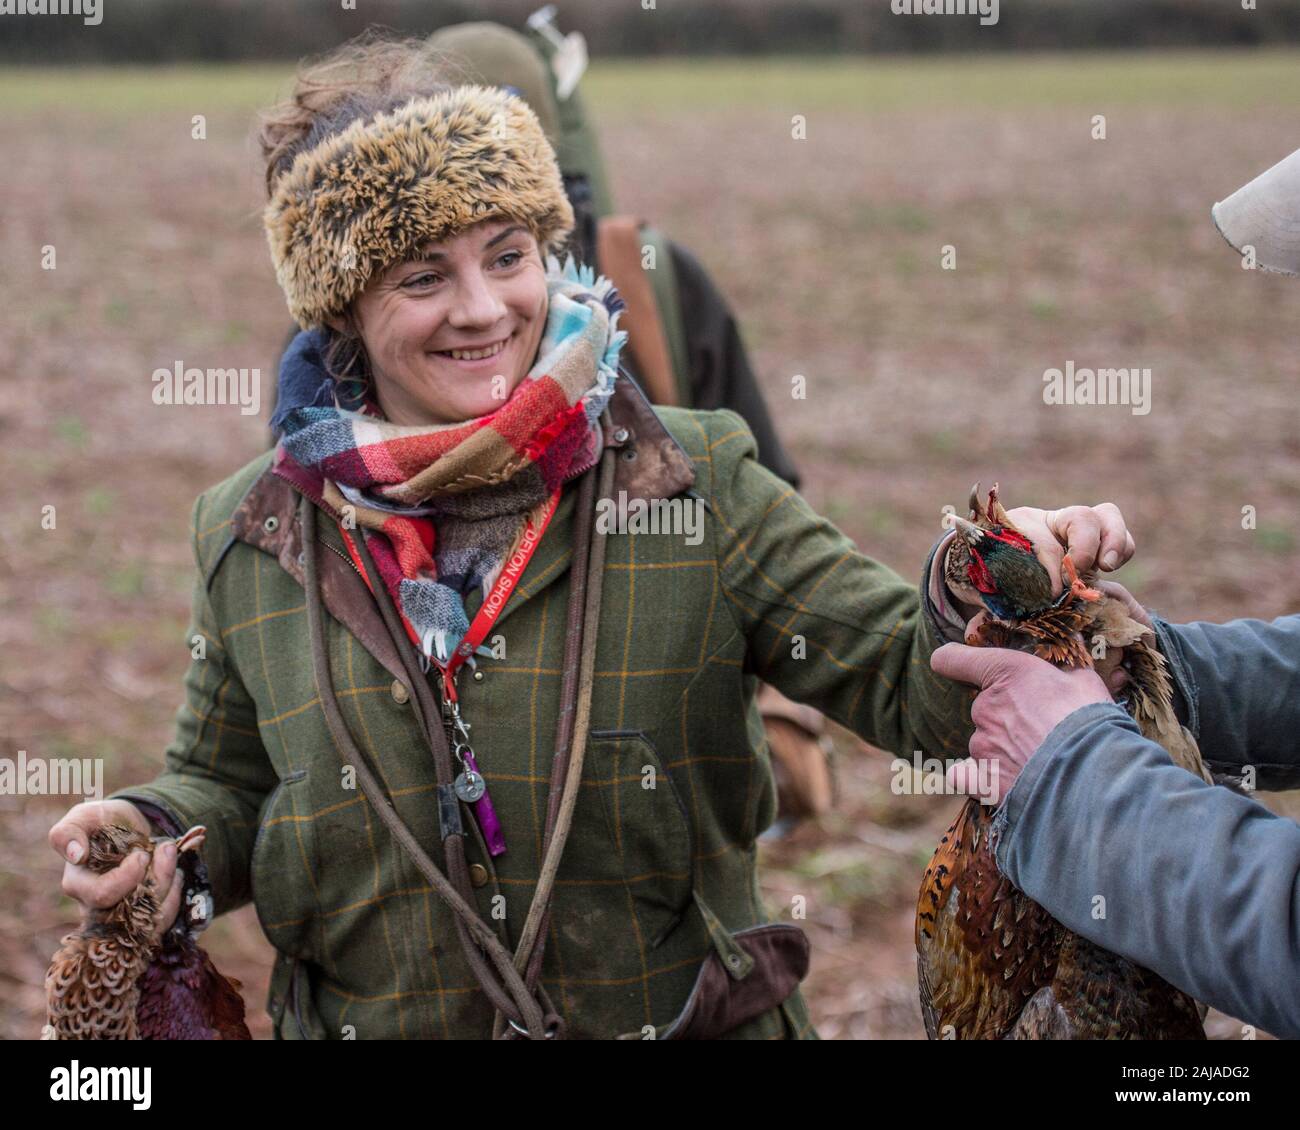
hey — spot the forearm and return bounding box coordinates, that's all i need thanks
[1156,613,1300,786]
[107,514,276,915]
[710,413,975,761]
[994,702,1300,1039]
[725,530,975,760]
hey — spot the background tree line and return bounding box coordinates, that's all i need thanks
[3,0,1298,63]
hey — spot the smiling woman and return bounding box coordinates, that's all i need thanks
[257,36,577,430]
[342,219,551,425]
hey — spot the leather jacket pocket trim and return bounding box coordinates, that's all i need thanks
[650,921,811,1040]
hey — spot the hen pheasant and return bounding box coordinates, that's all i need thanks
[45,823,250,1040]
[916,483,1209,1039]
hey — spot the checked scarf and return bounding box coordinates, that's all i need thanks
[277,253,626,665]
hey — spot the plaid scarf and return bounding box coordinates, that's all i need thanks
[277,253,626,665]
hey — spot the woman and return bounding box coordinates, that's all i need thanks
[48,38,1135,1040]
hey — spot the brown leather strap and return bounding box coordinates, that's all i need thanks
[300,425,612,1040]
[341,506,560,1033]
[504,416,616,1031]
[597,215,679,407]
[302,494,553,1037]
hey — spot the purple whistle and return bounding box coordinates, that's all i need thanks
[462,748,506,857]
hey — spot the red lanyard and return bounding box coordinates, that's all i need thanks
[337,488,562,697]
[335,488,561,860]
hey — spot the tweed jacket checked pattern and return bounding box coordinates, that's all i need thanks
[112,392,975,1040]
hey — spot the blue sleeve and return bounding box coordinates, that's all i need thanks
[1155,613,1300,789]
[993,701,1300,1040]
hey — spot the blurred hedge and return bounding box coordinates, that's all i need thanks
[3,0,1299,62]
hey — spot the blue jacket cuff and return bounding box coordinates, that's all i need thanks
[992,700,1138,870]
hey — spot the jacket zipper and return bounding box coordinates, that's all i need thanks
[319,537,364,581]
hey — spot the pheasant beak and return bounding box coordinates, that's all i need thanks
[947,515,985,544]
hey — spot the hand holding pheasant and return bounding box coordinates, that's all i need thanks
[45,819,250,1040]
[917,483,1208,1039]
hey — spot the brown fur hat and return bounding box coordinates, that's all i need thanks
[264,84,575,329]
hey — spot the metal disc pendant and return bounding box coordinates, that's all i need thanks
[454,771,486,803]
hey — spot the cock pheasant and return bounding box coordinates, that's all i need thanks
[915,483,1209,1039]
[45,823,251,1040]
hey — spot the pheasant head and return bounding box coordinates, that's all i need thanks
[946,482,1100,623]
[946,482,1051,621]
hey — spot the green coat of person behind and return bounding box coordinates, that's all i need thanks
[110,381,975,1040]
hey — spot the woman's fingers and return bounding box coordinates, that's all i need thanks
[49,800,108,866]
[51,799,154,911]
[152,847,184,938]
[1050,506,1102,572]
[151,840,178,891]
[58,836,185,928]
[1009,502,1133,596]
[61,849,149,909]
[49,799,148,867]
[1049,503,1133,573]
[1090,502,1134,571]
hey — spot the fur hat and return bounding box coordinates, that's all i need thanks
[264,84,575,329]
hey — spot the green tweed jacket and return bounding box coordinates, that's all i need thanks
[112,379,974,1040]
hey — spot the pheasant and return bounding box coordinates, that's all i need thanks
[915,483,1209,1039]
[45,823,251,1040]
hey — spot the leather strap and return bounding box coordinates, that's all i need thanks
[303,492,550,1035]
[597,215,680,407]
[300,418,613,1040]
[498,418,616,1036]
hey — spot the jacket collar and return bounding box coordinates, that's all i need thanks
[228,377,696,686]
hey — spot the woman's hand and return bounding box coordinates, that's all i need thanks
[1007,503,1136,597]
[48,800,184,940]
[944,501,1136,617]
